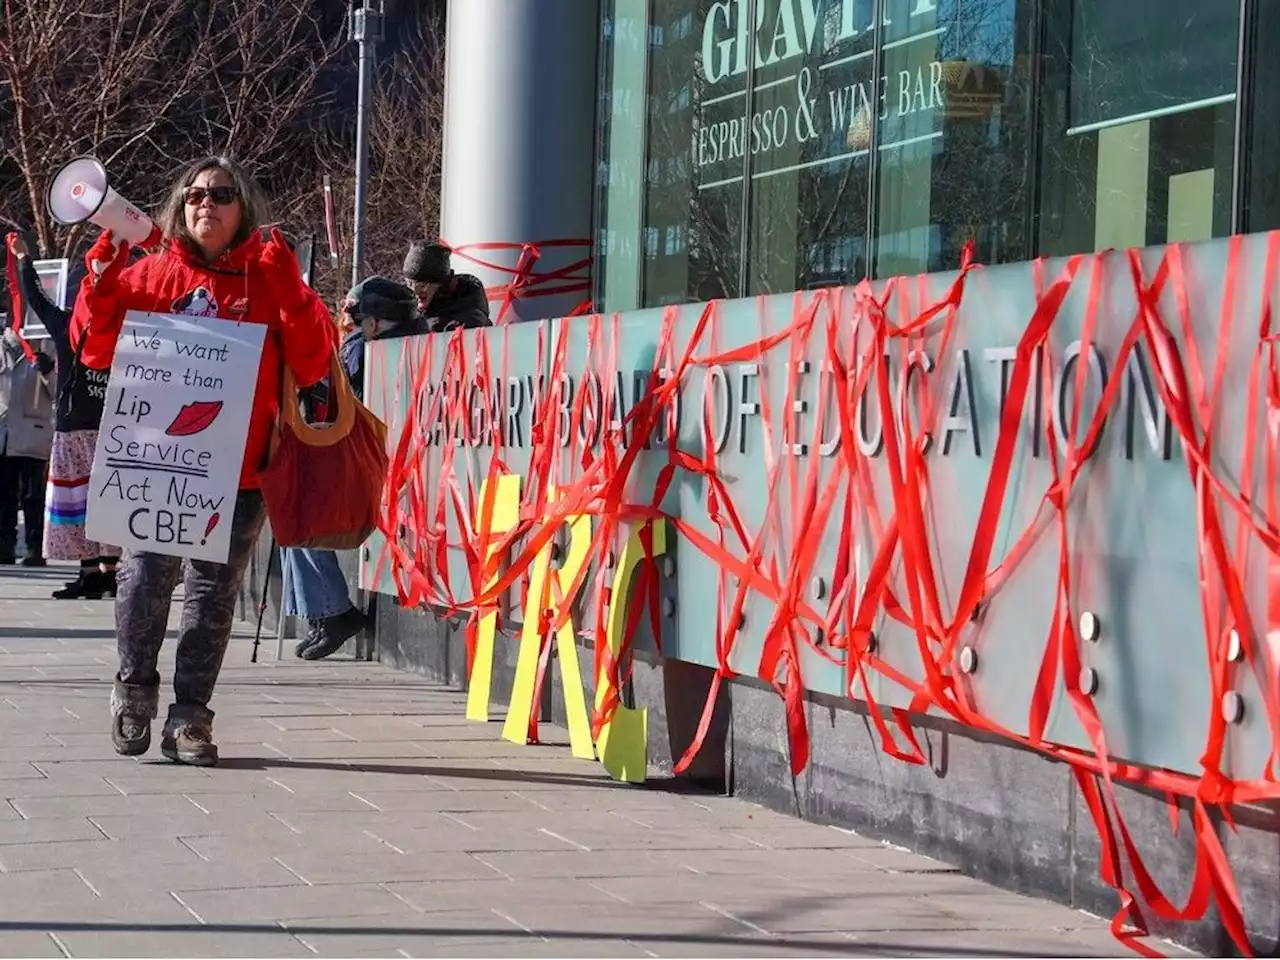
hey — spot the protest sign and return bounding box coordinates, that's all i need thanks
[86,311,266,563]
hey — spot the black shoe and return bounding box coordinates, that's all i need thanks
[20,555,47,567]
[300,607,366,661]
[53,572,105,601]
[160,705,218,766]
[110,681,158,757]
[294,620,325,659]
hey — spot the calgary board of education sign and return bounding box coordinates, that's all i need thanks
[693,0,948,185]
[364,235,1279,786]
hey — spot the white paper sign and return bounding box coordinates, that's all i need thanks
[86,311,266,563]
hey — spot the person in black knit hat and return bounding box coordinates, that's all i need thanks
[402,240,491,332]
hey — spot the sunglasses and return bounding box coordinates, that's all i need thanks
[183,186,238,206]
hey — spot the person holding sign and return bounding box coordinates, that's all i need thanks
[69,157,336,766]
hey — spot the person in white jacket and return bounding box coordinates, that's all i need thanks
[0,327,55,565]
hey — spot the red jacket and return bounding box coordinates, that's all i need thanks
[69,232,336,489]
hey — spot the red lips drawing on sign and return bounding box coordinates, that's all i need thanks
[165,400,224,437]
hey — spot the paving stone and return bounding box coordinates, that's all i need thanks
[8,792,204,821]
[841,927,1115,957]
[0,868,199,924]
[77,855,304,894]
[177,883,409,923]
[362,823,601,855]
[347,789,541,813]
[642,933,868,958]
[0,817,104,846]
[86,809,297,841]
[380,877,622,914]
[0,762,45,781]
[177,830,389,862]
[0,931,65,958]
[471,849,711,880]
[407,938,654,959]
[267,849,501,885]
[48,926,313,958]
[0,838,199,872]
[278,910,531,954]
[495,903,757,943]
[0,776,121,799]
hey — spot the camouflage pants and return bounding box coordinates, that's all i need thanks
[115,491,265,708]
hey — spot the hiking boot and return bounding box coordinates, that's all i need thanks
[110,680,158,756]
[160,705,218,767]
[294,619,325,659]
[300,607,366,661]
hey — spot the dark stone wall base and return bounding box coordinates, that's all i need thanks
[370,601,1278,957]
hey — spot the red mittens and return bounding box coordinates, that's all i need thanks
[85,232,130,294]
[259,227,308,312]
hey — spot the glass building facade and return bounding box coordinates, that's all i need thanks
[593,0,1277,313]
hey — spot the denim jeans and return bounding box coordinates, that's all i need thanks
[282,547,353,620]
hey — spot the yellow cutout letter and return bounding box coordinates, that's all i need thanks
[595,520,667,783]
[501,491,595,759]
[466,474,521,722]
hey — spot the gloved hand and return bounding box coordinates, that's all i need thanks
[34,352,54,376]
[259,228,308,312]
[85,231,130,294]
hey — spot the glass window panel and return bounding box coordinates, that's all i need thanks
[1038,0,1238,256]
[746,0,875,295]
[1244,0,1280,232]
[595,0,650,314]
[874,0,1036,278]
[1066,0,1237,134]
[643,0,745,307]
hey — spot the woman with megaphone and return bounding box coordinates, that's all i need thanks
[69,156,336,767]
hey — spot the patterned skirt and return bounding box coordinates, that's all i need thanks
[43,429,119,561]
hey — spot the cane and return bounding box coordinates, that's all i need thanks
[251,537,278,664]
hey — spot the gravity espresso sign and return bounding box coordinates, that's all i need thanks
[693,0,947,187]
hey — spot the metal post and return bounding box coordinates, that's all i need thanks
[349,0,384,287]
[275,553,292,661]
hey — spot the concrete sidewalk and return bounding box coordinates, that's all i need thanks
[0,565,1181,958]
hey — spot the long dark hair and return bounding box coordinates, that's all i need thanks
[157,156,270,256]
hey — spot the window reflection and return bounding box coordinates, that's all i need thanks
[746,0,874,295]
[643,0,744,307]
[875,0,1034,277]
[1038,0,1238,255]
[595,0,650,314]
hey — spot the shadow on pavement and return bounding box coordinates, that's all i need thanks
[0,921,1086,957]
[212,755,645,791]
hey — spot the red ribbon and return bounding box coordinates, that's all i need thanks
[4,233,38,363]
[441,238,592,325]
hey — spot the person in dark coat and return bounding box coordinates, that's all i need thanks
[287,277,424,661]
[402,240,491,332]
[6,233,120,598]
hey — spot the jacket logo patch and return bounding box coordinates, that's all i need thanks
[172,287,220,318]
